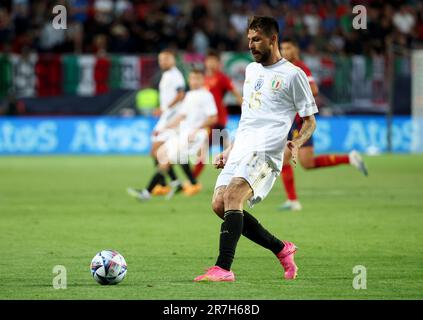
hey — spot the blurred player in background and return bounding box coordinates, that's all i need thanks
[127,49,185,201]
[156,68,218,198]
[194,16,317,282]
[279,38,368,211]
[192,50,243,179]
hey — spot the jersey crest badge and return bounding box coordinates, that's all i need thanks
[254,77,264,91]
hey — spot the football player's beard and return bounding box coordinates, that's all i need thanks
[253,49,271,63]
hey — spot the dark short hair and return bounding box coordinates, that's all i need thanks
[206,49,221,60]
[160,48,176,56]
[248,16,279,38]
[281,37,299,47]
[190,67,205,75]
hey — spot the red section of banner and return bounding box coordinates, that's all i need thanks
[94,57,110,94]
[35,54,62,97]
[140,56,158,88]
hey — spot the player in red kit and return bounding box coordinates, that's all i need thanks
[192,50,243,178]
[279,38,368,211]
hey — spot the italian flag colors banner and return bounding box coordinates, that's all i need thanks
[63,55,142,96]
[0,54,143,99]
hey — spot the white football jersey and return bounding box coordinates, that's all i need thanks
[229,58,318,171]
[159,66,186,112]
[179,88,217,133]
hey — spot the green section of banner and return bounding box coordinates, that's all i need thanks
[223,52,253,72]
[333,56,352,104]
[62,55,79,95]
[365,56,373,81]
[0,54,12,98]
[109,56,122,90]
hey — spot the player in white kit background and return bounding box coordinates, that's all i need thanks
[127,49,186,201]
[156,68,218,191]
[194,16,318,282]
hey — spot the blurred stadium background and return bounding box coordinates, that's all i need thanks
[0,0,422,155]
[1,0,423,300]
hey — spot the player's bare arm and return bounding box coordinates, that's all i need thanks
[231,88,244,106]
[310,82,319,97]
[194,114,218,133]
[162,113,185,130]
[213,143,233,169]
[188,115,218,140]
[167,90,185,109]
[201,115,218,130]
[287,115,316,166]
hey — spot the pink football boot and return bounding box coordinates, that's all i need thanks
[276,241,298,280]
[194,266,235,282]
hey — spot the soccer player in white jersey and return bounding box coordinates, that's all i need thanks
[155,68,218,198]
[127,49,185,200]
[194,16,318,282]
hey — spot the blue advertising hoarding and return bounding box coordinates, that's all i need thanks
[0,115,417,155]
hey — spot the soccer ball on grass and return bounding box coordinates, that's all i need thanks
[90,249,127,285]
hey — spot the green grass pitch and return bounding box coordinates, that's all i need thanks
[0,155,422,300]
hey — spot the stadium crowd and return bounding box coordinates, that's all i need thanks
[0,0,422,56]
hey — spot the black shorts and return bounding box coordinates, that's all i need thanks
[288,119,314,148]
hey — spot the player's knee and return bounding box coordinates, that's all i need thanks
[151,147,159,158]
[299,146,315,169]
[158,161,170,171]
[211,198,224,219]
[223,187,243,207]
[300,159,315,169]
[151,142,162,156]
